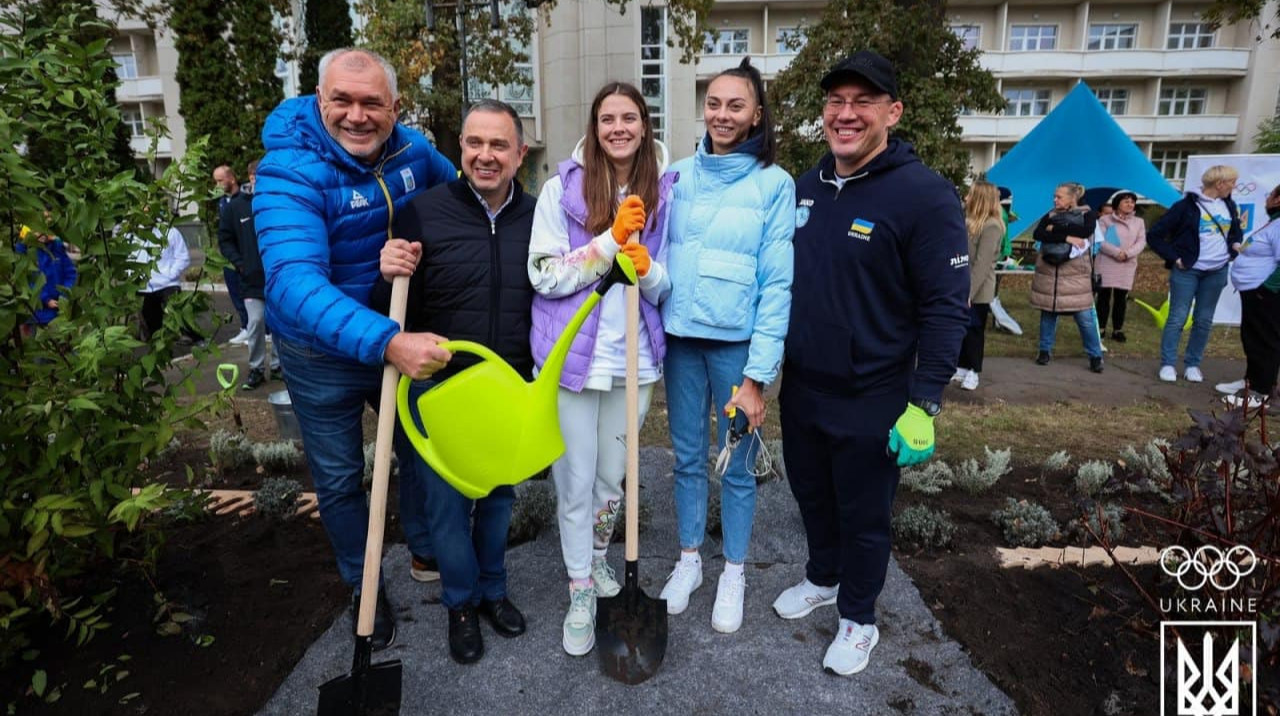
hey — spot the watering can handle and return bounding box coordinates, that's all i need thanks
[436,340,505,365]
[394,339,513,462]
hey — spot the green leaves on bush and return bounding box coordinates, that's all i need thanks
[253,478,304,522]
[893,505,957,550]
[991,498,1061,548]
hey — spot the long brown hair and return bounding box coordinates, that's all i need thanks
[964,180,1004,238]
[582,82,660,235]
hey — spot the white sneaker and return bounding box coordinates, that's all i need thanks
[822,619,880,676]
[773,578,838,619]
[1216,379,1247,395]
[228,328,250,346]
[658,557,703,615]
[591,557,621,598]
[1159,365,1177,382]
[960,371,980,391]
[950,368,969,385]
[562,584,597,656]
[1100,341,1108,354]
[711,571,746,633]
[1224,391,1264,410]
[1184,367,1204,383]
[264,333,273,344]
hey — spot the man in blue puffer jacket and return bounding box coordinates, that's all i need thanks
[254,48,456,650]
[774,51,969,678]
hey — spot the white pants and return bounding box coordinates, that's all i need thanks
[552,380,654,580]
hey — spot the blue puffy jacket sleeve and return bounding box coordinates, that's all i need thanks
[744,170,795,385]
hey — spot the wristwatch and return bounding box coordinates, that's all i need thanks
[910,397,942,417]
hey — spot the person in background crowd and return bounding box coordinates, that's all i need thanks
[1093,190,1146,344]
[777,51,967,677]
[213,165,251,346]
[953,180,1004,391]
[659,58,794,636]
[254,47,456,651]
[1030,182,1103,373]
[16,223,76,336]
[1217,182,1280,396]
[129,218,192,341]
[527,81,674,656]
[217,158,279,390]
[1222,183,1280,409]
[1149,165,1242,384]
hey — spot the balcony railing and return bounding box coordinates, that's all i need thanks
[980,48,1250,78]
[129,136,173,156]
[117,77,164,101]
[958,113,1239,141]
[695,52,798,78]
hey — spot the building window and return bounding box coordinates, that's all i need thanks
[776,26,807,54]
[1087,23,1137,50]
[1151,148,1191,182]
[641,7,667,142]
[703,29,749,55]
[1003,88,1051,116]
[1009,25,1057,51]
[1094,87,1129,115]
[121,107,145,137]
[1167,22,1215,49]
[1158,87,1207,115]
[112,52,138,80]
[951,24,981,51]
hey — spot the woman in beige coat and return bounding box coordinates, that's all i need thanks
[1094,190,1146,343]
[1031,182,1105,373]
[953,180,1005,390]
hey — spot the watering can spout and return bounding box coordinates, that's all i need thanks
[536,254,638,395]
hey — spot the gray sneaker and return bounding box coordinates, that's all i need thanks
[591,557,621,598]
[562,584,597,656]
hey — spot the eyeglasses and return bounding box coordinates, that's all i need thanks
[823,95,892,113]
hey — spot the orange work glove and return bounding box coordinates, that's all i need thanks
[619,243,651,277]
[611,195,647,245]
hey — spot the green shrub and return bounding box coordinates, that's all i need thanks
[1069,502,1127,543]
[1119,439,1171,486]
[251,440,302,473]
[1074,460,1114,498]
[1042,450,1071,473]
[0,7,216,671]
[952,447,1012,494]
[507,480,556,546]
[991,498,1061,547]
[254,478,303,522]
[893,505,956,550]
[209,430,253,473]
[901,462,955,495]
[362,441,399,487]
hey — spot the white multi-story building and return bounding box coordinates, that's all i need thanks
[97,0,1280,191]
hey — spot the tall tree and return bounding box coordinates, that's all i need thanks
[1203,0,1279,40]
[1256,115,1280,153]
[228,0,285,158]
[769,0,1005,187]
[300,0,354,92]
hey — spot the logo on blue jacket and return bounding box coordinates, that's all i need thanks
[796,206,810,228]
[848,218,874,241]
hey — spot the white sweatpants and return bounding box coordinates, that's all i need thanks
[553,380,654,580]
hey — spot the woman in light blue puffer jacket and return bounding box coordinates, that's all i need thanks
[658,58,795,635]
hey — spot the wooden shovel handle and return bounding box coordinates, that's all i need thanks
[624,233,640,562]
[357,274,410,637]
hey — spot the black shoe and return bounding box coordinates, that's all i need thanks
[350,587,397,651]
[241,369,266,391]
[1035,351,1051,365]
[448,605,484,664]
[478,597,526,638]
[1090,356,1104,373]
[1112,330,1126,343]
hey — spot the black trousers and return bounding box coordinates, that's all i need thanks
[141,286,202,341]
[1095,287,1128,332]
[1240,287,1280,395]
[779,379,902,625]
[959,303,990,373]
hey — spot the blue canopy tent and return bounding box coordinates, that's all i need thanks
[987,82,1182,237]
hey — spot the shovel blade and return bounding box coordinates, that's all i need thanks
[317,658,402,716]
[595,562,667,685]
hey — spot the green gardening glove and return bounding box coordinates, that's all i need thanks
[887,404,935,467]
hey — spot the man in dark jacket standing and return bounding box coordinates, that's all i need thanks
[216,162,279,389]
[374,99,534,664]
[254,48,457,651]
[772,51,969,677]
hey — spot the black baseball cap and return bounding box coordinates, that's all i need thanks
[820,51,899,99]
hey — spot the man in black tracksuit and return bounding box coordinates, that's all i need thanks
[372,100,533,665]
[772,51,969,677]
[217,178,279,389]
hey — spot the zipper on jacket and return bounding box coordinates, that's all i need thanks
[372,143,413,241]
[489,218,500,347]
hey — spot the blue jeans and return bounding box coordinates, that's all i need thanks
[1161,265,1230,368]
[276,338,433,587]
[223,266,247,329]
[405,380,515,610]
[664,335,758,564]
[1038,308,1103,359]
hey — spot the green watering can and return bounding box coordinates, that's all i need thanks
[397,255,638,499]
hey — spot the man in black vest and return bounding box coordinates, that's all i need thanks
[373,99,534,664]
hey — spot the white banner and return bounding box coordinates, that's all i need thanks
[1184,154,1280,326]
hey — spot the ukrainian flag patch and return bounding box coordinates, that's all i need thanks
[848,218,875,240]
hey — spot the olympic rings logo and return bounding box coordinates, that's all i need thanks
[1159,545,1256,591]
[1233,181,1258,196]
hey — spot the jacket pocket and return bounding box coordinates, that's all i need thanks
[690,249,757,330]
